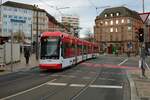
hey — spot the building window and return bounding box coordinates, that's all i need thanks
[24,17,27,20]
[110,20,113,25]
[14,16,17,19]
[19,16,22,19]
[104,14,108,18]
[28,17,31,20]
[110,28,113,32]
[105,21,108,25]
[121,19,124,23]
[116,12,120,16]
[99,21,103,25]
[127,19,131,23]
[110,13,113,17]
[128,26,132,31]
[121,27,124,32]
[3,29,7,32]
[4,22,7,25]
[116,20,119,24]
[9,15,12,18]
[115,28,118,32]
[3,15,7,18]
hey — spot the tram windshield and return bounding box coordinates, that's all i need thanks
[40,37,60,59]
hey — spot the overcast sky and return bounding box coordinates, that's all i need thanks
[2,0,150,37]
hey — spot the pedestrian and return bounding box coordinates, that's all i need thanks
[24,46,30,64]
[140,44,147,78]
[127,51,130,57]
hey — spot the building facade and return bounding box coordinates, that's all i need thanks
[32,7,48,41]
[94,7,143,54]
[61,15,79,35]
[0,1,48,42]
[47,13,68,33]
[1,1,33,38]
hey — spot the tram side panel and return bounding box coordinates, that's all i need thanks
[61,39,76,68]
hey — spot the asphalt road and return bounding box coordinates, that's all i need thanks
[0,55,138,100]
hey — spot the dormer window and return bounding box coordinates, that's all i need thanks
[104,14,108,18]
[110,13,113,17]
[116,12,120,16]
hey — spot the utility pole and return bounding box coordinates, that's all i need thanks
[10,29,13,72]
[34,5,39,60]
[142,0,145,13]
[31,24,32,53]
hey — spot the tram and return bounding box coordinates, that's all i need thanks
[39,31,99,70]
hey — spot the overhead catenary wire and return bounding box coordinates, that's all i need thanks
[37,0,70,15]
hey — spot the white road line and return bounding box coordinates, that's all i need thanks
[70,84,85,87]
[51,75,76,78]
[145,62,150,70]
[46,82,67,86]
[82,77,91,80]
[118,58,128,66]
[0,79,57,100]
[89,85,122,89]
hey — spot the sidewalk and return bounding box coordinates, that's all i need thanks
[128,56,150,100]
[0,54,39,75]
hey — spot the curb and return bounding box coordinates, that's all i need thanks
[0,66,38,76]
[126,70,139,100]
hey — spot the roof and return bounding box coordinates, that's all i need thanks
[96,7,141,20]
[46,12,58,24]
[2,1,46,12]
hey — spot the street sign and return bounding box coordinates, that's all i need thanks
[139,12,150,23]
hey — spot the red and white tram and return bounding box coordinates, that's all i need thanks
[39,31,99,70]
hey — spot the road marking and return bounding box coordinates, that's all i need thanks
[0,79,57,100]
[82,77,91,80]
[89,85,122,89]
[145,62,150,70]
[118,58,128,66]
[70,84,85,87]
[46,82,67,86]
[99,77,117,81]
[51,74,76,78]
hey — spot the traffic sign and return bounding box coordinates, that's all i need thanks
[139,12,150,23]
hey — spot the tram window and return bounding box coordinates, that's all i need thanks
[61,42,70,58]
[77,45,82,55]
[40,37,60,59]
[83,45,87,54]
[61,41,76,58]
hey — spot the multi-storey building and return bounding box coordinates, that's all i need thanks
[32,6,48,41]
[94,7,143,54]
[0,1,48,42]
[47,13,68,33]
[1,1,33,38]
[61,15,79,35]
[145,19,150,50]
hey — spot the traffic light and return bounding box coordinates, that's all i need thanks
[138,28,144,42]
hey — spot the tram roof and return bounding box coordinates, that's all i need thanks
[41,31,64,37]
[41,31,98,46]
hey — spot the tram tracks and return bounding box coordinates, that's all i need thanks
[39,63,103,100]
[70,64,104,100]
[0,64,88,99]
